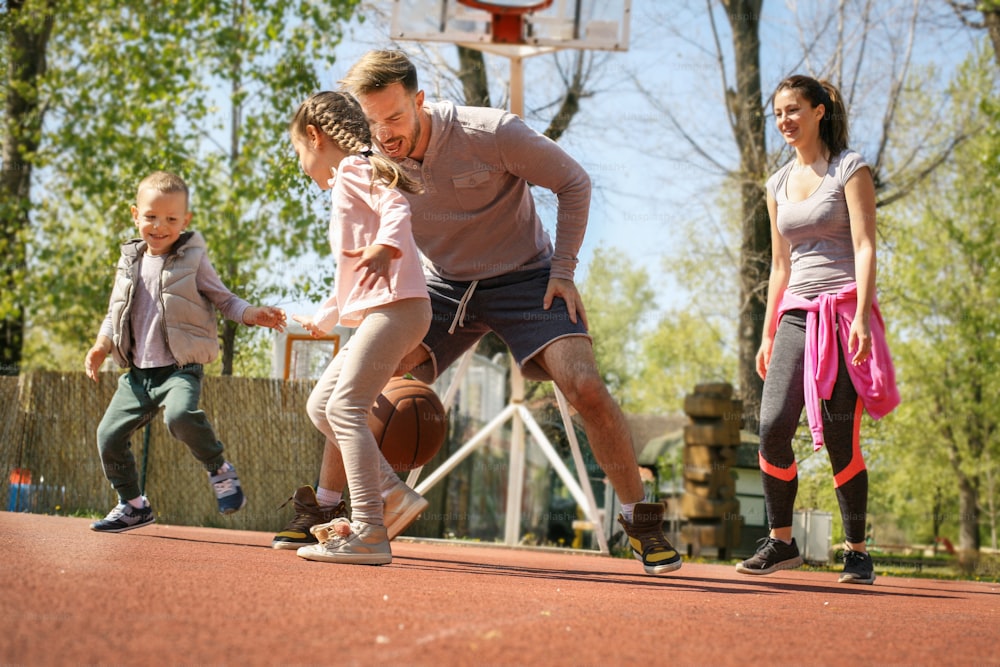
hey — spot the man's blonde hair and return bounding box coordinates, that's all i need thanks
[339,50,419,97]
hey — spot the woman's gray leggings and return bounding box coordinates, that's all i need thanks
[758,309,868,544]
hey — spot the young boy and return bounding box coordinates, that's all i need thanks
[84,171,286,533]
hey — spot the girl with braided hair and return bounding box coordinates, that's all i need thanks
[280,91,431,565]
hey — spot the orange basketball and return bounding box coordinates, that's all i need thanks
[368,377,448,471]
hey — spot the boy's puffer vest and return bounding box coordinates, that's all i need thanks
[109,231,219,367]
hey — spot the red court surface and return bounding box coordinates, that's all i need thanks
[2,512,997,667]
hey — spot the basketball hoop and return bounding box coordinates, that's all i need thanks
[456,0,554,44]
[390,0,631,53]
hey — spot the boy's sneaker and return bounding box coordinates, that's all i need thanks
[271,486,346,550]
[736,537,804,575]
[209,461,246,515]
[297,518,391,565]
[838,548,876,585]
[383,481,429,540]
[90,499,155,533]
[617,502,682,575]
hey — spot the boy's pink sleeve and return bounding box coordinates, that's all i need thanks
[196,254,251,323]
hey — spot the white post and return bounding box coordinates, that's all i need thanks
[504,361,527,545]
[509,55,525,117]
[554,387,610,553]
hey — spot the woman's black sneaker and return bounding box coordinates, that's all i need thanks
[736,537,804,575]
[838,549,876,585]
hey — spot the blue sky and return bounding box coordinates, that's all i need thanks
[279,0,980,322]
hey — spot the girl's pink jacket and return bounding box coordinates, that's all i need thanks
[313,156,429,331]
[775,283,900,450]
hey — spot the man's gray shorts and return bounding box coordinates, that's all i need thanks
[414,267,590,382]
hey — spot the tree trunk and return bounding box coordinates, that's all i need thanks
[220,319,237,376]
[983,4,1000,68]
[1,1,55,375]
[943,404,982,571]
[987,455,998,551]
[722,0,768,433]
[219,0,244,377]
[457,46,490,107]
[543,53,585,142]
[955,470,981,572]
[931,487,942,556]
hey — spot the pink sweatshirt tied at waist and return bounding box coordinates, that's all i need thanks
[775,283,899,450]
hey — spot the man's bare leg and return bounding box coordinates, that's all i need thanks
[536,335,680,573]
[535,336,644,505]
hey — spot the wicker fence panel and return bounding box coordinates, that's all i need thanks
[145,375,326,531]
[16,372,121,514]
[1,371,324,532]
[3,372,560,544]
[1,376,28,511]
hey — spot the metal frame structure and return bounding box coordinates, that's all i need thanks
[405,350,610,553]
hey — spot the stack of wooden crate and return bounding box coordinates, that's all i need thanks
[680,383,743,558]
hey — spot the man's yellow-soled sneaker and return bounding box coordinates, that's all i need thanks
[271,486,346,550]
[617,502,683,575]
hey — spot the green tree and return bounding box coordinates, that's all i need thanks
[880,47,1000,566]
[948,0,1000,67]
[1,0,56,375]
[577,244,738,415]
[577,245,655,409]
[635,310,737,414]
[17,0,360,373]
[868,393,959,550]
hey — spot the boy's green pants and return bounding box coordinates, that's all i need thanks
[96,364,225,502]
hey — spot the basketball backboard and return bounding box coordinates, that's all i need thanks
[389,0,631,53]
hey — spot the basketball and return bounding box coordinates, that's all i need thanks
[368,377,448,471]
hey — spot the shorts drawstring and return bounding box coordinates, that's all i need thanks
[448,280,479,334]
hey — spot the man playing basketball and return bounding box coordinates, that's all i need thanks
[326,49,681,575]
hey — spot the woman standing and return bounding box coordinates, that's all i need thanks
[736,75,898,585]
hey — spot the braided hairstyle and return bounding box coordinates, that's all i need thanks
[774,75,850,156]
[289,91,422,195]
